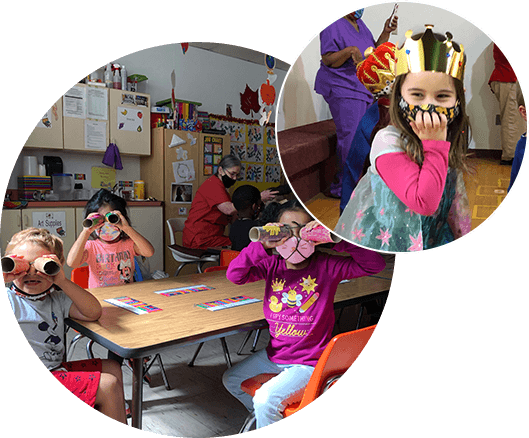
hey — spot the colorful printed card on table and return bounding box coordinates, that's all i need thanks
[104,296,162,315]
[195,295,262,311]
[154,284,215,297]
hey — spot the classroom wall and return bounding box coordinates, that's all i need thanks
[7,44,287,189]
[277,2,504,151]
[113,43,287,120]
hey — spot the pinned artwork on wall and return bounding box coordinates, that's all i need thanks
[258,55,277,126]
[240,85,260,117]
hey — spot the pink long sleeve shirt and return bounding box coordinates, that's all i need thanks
[226,241,385,366]
[374,128,450,216]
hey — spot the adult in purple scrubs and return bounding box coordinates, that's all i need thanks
[315,9,398,197]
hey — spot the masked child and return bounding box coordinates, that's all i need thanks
[67,188,154,288]
[222,201,385,428]
[336,26,471,252]
[4,228,127,423]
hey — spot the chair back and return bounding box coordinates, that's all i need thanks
[166,218,187,245]
[71,266,89,289]
[288,325,376,414]
[220,249,240,267]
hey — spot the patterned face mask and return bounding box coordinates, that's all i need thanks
[96,223,121,242]
[399,97,460,125]
[276,236,315,265]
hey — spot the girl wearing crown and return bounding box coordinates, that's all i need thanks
[335,26,471,252]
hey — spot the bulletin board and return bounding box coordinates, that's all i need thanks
[209,115,281,193]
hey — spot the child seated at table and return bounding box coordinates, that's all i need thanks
[68,188,154,288]
[4,228,127,423]
[223,201,385,429]
[229,185,262,251]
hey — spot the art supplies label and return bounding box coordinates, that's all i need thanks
[154,284,215,297]
[104,296,162,315]
[195,295,261,311]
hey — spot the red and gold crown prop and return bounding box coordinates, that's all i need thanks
[356,42,397,98]
[395,25,465,81]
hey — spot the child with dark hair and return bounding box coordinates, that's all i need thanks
[67,189,154,288]
[229,185,262,251]
[223,202,385,429]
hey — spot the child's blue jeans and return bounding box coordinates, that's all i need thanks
[222,348,314,429]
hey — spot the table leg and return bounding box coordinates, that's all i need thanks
[131,357,144,429]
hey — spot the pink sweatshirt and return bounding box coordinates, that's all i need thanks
[226,241,385,366]
[375,139,450,216]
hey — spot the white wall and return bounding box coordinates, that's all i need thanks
[278,2,503,150]
[114,43,287,119]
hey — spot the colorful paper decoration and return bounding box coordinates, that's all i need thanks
[258,54,277,126]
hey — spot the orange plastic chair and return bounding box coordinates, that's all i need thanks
[71,265,89,288]
[203,250,239,273]
[220,249,240,266]
[204,265,228,273]
[68,266,91,360]
[238,325,377,432]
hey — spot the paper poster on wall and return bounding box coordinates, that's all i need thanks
[92,166,116,189]
[171,183,193,203]
[173,160,196,184]
[32,211,67,238]
[64,85,86,118]
[246,164,264,182]
[117,106,144,132]
[36,109,53,129]
[265,165,281,183]
[85,120,107,150]
[87,87,108,120]
[247,144,264,163]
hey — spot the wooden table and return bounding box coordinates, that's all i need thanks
[66,269,392,428]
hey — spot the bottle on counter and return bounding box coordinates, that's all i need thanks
[121,65,127,91]
[113,65,121,90]
[105,63,113,88]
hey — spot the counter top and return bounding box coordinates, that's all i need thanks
[9,200,163,208]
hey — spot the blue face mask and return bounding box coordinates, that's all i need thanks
[353,9,364,20]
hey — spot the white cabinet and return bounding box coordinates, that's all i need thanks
[22,85,151,155]
[24,99,64,149]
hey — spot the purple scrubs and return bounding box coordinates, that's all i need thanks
[315,18,375,197]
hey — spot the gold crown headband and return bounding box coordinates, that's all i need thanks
[395,25,465,81]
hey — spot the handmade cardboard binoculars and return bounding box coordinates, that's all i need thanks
[300,225,342,244]
[83,212,120,228]
[249,224,292,243]
[249,224,341,244]
[2,255,61,276]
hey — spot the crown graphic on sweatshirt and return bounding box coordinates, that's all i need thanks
[395,25,465,81]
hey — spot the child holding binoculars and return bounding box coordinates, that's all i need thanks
[3,227,127,423]
[67,189,154,288]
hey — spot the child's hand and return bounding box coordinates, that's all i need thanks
[410,111,448,142]
[37,254,67,286]
[85,213,105,233]
[3,270,26,284]
[260,222,290,250]
[111,210,131,231]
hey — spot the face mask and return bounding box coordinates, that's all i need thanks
[97,223,121,242]
[399,97,460,125]
[221,174,236,189]
[276,236,315,265]
[352,9,364,19]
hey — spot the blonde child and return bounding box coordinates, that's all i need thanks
[67,188,154,287]
[223,201,385,429]
[4,228,127,423]
[336,26,471,252]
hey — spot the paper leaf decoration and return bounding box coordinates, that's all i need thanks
[240,84,260,116]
